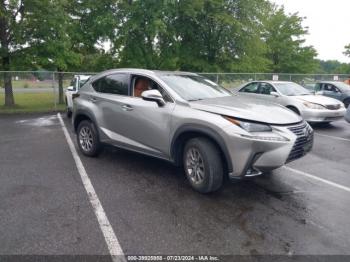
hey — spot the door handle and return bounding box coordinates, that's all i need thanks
[89,97,98,103]
[121,104,133,111]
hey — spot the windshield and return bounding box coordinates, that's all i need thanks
[274,82,311,96]
[334,82,350,91]
[158,74,231,101]
[78,78,89,89]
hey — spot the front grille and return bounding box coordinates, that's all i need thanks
[325,104,341,110]
[286,122,314,163]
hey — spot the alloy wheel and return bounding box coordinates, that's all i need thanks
[79,126,94,152]
[185,147,206,184]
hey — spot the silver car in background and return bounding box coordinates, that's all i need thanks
[73,69,313,193]
[238,81,346,123]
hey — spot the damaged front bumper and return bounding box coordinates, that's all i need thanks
[221,121,314,180]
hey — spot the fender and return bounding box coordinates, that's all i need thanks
[73,108,99,133]
[171,124,233,173]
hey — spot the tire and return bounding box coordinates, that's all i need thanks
[76,120,101,157]
[66,108,72,118]
[183,137,224,193]
[343,99,350,109]
[287,106,300,115]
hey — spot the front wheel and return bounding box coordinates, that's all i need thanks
[183,138,224,193]
[77,120,101,157]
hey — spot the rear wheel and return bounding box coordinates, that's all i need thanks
[183,138,224,193]
[77,120,101,157]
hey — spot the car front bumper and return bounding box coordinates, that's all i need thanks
[220,121,313,179]
[301,108,346,123]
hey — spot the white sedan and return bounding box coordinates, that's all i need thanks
[238,81,346,123]
[65,75,91,118]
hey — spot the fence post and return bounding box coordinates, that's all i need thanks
[52,72,57,111]
[216,74,219,84]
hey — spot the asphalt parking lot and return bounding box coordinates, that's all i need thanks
[0,113,350,261]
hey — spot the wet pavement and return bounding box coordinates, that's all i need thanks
[0,113,349,260]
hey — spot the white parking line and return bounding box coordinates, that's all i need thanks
[283,166,350,193]
[315,132,350,142]
[57,113,125,262]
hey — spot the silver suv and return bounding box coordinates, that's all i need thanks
[73,69,313,193]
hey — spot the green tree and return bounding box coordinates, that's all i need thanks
[115,0,178,69]
[263,6,318,73]
[175,0,271,72]
[27,0,82,104]
[0,0,81,106]
[345,44,350,57]
[69,0,120,72]
[0,0,25,106]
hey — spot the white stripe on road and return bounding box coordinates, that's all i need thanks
[283,166,350,193]
[315,132,350,142]
[57,113,125,262]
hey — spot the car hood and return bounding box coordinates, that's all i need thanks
[189,95,301,125]
[294,95,341,105]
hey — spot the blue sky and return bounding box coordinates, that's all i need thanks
[271,0,350,63]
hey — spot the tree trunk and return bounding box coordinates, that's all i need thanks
[58,70,64,104]
[0,1,15,107]
[2,56,15,107]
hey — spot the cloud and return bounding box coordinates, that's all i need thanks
[271,0,350,62]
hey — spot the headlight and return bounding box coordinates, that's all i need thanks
[238,121,272,132]
[223,116,271,132]
[303,102,325,110]
[223,116,288,142]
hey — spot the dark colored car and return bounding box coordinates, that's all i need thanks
[315,81,350,108]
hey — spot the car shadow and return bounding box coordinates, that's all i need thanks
[309,122,335,130]
[100,145,305,207]
[90,146,311,254]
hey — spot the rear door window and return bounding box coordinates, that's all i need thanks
[258,83,276,95]
[92,74,130,95]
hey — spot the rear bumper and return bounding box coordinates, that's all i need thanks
[302,108,346,123]
[221,121,313,180]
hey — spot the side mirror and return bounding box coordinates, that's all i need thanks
[270,91,280,97]
[67,86,75,92]
[141,90,166,107]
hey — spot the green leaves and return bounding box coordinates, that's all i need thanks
[263,6,318,73]
[0,0,330,74]
[345,44,350,58]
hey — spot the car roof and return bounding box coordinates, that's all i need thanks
[93,68,198,77]
[250,81,294,84]
[317,81,343,84]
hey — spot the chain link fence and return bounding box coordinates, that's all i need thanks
[0,71,349,113]
[0,71,95,113]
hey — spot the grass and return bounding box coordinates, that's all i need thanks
[0,79,71,89]
[0,93,65,113]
